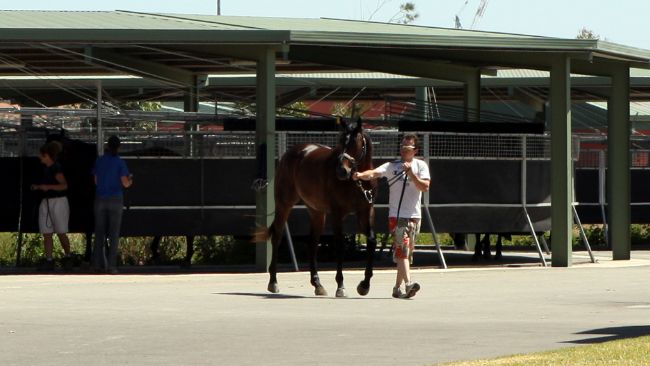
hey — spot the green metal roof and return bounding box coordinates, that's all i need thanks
[0,10,648,63]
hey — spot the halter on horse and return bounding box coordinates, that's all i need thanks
[254,117,377,297]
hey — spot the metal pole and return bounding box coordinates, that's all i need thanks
[573,205,596,263]
[284,223,299,272]
[96,80,103,157]
[421,132,447,268]
[524,207,547,267]
[423,205,447,269]
[521,136,547,267]
[598,149,609,248]
[571,153,595,263]
[217,0,221,15]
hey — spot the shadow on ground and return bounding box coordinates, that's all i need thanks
[566,325,650,344]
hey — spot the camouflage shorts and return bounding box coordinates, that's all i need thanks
[388,217,421,263]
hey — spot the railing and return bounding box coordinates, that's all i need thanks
[0,129,575,161]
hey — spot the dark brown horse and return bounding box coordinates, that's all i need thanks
[255,117,377,297]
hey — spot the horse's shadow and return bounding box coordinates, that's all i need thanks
[215,292,386,300]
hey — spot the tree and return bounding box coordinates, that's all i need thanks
[367,1,419,25]
[577,27,600,40]
[389,2,419,24]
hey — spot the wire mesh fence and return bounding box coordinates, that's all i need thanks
[1,128,585,161]
[6,126,650,169]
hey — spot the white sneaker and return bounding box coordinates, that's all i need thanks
[392,286,404,298]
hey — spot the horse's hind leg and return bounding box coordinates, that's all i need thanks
[307,208,328,296]
[267,189,299,294]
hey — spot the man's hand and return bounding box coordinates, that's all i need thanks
[352,172,360,181]
[403,161,412,172]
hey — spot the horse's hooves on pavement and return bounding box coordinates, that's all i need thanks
[357,282,369,296]
[268,283,279,294]
[335,288,347,298]
[315,286,328,296]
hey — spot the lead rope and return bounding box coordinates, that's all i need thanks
[396,164,408,220]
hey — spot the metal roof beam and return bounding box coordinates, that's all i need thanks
[431,50,592,71]
[170,44,289,62]
[290,46,476,83]
[85,47,196,87]
[570,58,622,77]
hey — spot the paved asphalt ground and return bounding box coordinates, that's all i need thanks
[1,250,649,366]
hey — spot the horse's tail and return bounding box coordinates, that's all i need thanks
[252,224,272,243]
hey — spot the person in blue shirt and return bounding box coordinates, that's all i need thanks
[92,135,133,274]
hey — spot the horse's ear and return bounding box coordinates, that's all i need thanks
[354,117,363,132]
[337,116,347,131]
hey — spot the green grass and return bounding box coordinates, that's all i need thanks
[0,233,255,266]
[439,335,650,366]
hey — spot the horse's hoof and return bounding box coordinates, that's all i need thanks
[268,282,279,294]
[314,286,328,296]
[335,288,347,298]
[357,282,370,296]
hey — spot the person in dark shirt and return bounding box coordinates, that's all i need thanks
[92,135,133,274]
[32,141,72,271]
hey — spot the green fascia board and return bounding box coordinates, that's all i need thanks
[288,31,594,49]
[595,40,650,63]
[0,28,290,44]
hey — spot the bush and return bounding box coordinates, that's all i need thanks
[192,235,255,265]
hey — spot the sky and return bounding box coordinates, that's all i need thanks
[2,0,650,50]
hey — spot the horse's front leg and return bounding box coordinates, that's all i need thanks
[333,217,347,298]
[357,206,376,296]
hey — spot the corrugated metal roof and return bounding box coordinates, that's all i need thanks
[487,68,650,79]
[0,10,238,30]
[0,10,647,61]
[162,13,541,38]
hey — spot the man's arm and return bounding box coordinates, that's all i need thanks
[121,174,133,188]
[353,168,382,181]
[403,161,429,192]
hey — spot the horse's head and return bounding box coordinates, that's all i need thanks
[336,116,369,181]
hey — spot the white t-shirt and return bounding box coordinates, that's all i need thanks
[375,158,431,218]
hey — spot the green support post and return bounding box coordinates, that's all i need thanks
[255,49,276,272]
[550,55,573,267]
[608,65,631,260]
[465,69,481,122]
